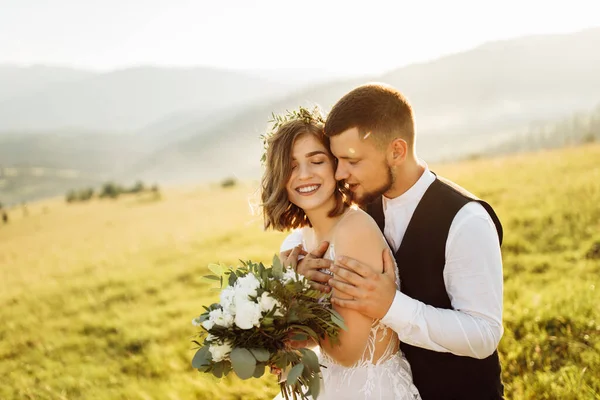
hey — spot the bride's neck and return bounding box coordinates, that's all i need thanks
[305,205,348,242]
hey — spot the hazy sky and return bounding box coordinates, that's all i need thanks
[1,0,598,76]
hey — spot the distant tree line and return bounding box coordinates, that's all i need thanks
[0,201,7,224]
[490,103,600,156]
[66,181,160,203]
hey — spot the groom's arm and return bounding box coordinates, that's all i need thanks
[330,202,504,359]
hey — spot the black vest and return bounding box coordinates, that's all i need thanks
[366,175,505,400]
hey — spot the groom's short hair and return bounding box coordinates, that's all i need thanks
[324,83,415,149]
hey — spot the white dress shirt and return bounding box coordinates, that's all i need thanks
[280,166,504,359]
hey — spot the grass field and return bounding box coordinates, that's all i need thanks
[1,143,599,399]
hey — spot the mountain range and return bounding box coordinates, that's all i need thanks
[1,27,599,205]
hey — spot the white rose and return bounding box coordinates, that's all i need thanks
[209,308,234,328]
[235,273,261,298]
[220,287,236,315]
[258,292,282,314]
[192,316,203,327]
[234,300,262,329]
[209,340,232,362]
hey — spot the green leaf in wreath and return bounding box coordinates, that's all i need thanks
[203,274,221,281]
[230,348,256,380]
[286,363,304,386]
[191,346,211,369]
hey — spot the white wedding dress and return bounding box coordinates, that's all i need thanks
[275,210,422,400]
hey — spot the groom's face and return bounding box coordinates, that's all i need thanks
[330,127,393,206]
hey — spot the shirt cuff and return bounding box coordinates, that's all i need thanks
[380,290,419,332]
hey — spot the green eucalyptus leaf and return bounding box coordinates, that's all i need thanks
[299,348,320,373]
[230,348,256,380]
[308,374,321,398]
[212,361,225,378]
[203,274,221,281]
[249,348,270,362]
[286,363,304,386]
[191,346,211,369]
[292,325,319,340]
[275,352,289,369]
[253,362,266,378]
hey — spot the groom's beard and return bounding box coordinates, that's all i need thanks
[352,165,394,207]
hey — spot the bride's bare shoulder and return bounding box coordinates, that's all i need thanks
[337,207,381,233]
[333,207,386,270]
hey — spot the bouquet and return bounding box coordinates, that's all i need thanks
[191,256,346,399]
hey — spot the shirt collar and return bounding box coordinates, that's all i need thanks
[382,163,436,211]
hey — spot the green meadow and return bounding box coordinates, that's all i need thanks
[1,143,599,400]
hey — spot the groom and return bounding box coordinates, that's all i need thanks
[281,83,505,399]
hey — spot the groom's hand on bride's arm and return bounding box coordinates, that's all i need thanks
[328,249,397,319]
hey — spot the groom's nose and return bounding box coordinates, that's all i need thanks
[335,163,349,181]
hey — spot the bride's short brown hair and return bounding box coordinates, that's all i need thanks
[261,116,349,232]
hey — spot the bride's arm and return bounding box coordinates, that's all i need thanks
[318,212,387,367]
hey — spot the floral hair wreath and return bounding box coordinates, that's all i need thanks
[259,105,326,166]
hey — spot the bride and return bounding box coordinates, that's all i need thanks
[260,108,421,399]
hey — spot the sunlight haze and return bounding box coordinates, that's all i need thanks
[1,0,599,75]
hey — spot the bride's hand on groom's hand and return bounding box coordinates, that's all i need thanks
[296,241,334,293]
[281,241,333,293]
[280,245,307,270]
[328,249,397,320]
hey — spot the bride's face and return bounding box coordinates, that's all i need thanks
[286,133,337,214]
